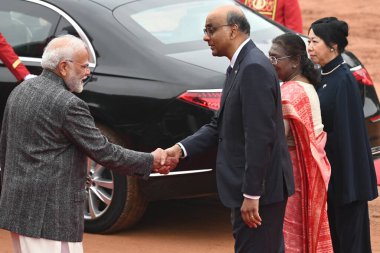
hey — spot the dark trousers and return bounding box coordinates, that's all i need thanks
[328,199,372,253]
[231,199,287,253]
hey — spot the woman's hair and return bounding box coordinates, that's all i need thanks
[272,33,320,88]
[41,34,87,70]
[309,17,349,53]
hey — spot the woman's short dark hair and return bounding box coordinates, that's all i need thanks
[272,33,320,88]
[227,11,250,35]
[309,17,349,54]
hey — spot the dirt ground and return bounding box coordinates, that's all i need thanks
[1,193,380,253]
[1,0,380,252]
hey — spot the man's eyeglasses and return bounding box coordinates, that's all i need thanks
[268,55,292,65]
[65,59,90,71]
[203,24,233,36]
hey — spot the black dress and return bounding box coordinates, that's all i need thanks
[317,55,378,253]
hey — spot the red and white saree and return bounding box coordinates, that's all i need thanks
[281,81,333,253]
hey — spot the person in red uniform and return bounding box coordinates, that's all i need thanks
[240,0,303,34]
[0,33,34,81]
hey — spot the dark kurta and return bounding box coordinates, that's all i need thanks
[317,55,378,205]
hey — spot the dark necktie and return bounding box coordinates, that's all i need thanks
[226,66,232,79]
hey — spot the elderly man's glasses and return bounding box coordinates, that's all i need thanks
[65,59,90,70]
[203,24,233,36]
[268,55,292,65]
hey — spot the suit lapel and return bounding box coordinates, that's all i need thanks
[218,40,255,119]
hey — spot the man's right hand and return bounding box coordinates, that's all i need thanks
[151,148,178,174]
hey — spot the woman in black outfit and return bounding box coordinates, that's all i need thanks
[308,17,378,253]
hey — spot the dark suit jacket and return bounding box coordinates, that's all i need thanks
[0,70,153,242]
[181,40,294,208]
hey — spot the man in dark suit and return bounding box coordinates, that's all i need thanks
[0,35,175,252]
[166,5,294,253]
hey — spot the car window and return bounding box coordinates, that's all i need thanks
[0,1,60,58]
[55,17,95,65]
[129,2,209,44]
[116,0,285,47]
[55,18,80,38]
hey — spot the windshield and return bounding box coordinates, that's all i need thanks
[114,0,285,51]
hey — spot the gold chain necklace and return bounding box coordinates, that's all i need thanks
[321,61,345,76]
[288,71,301,81]
[290,74,300,81]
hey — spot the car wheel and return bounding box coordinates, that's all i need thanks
[84,123,149,233]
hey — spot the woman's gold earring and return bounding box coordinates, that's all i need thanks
[330,48,334,52]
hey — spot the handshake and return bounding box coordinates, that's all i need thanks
[150,144,183,174]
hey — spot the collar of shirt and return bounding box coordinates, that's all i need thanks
[229,38,250,69]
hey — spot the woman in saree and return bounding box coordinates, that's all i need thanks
[268,33,332,252]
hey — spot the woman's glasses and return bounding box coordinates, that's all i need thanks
[268,55,292,65]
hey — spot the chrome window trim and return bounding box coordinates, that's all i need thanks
[350,65,362,71]
[18,57,96,68]
[25,0,97,66]
[18,57,42,63]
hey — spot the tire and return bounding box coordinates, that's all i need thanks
[84,123,149,233]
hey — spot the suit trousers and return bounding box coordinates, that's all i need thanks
[231,199,287,253]
[11,233,83,253]
[327,200,372,253]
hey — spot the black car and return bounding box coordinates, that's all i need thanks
[1,0,379,234]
